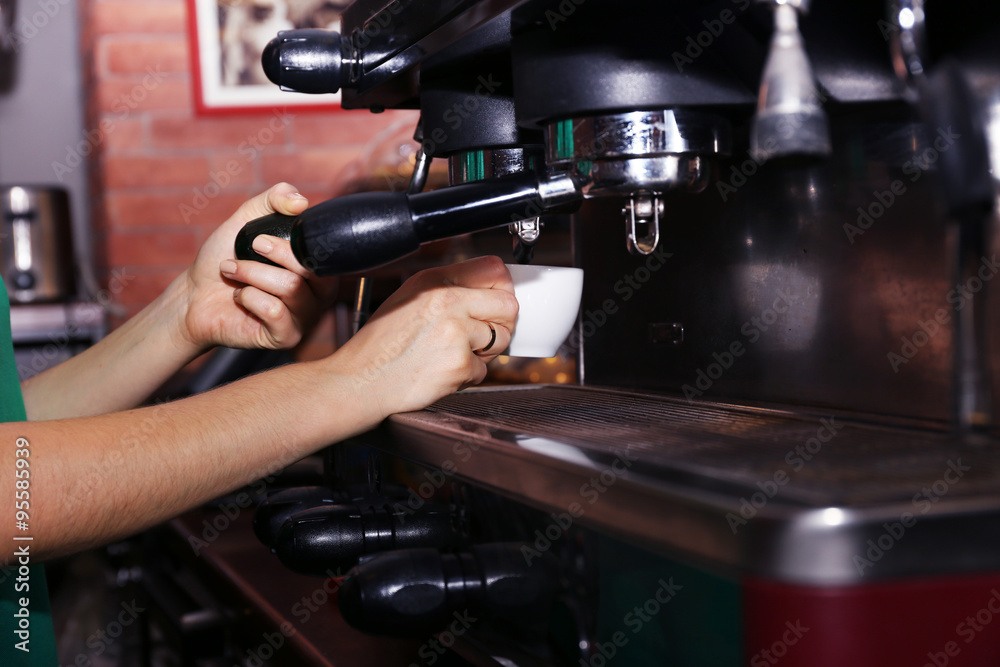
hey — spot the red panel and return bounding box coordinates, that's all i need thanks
[744,574,1000,667]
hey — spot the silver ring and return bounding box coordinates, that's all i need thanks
[478,323,497,353]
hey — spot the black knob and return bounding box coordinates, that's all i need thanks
[261,29,344,94]
[274,502,455,576]
[233,211,295,267]
[253,484,414,548]
[252,486,344,548]
[338,543,556,636]
[11,270,35,291]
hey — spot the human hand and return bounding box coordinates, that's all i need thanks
[329,255,519,417]
[178,183,339,353]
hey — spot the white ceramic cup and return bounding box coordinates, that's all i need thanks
[504,264,584,358]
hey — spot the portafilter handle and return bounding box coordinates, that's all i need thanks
[233,172,582,275]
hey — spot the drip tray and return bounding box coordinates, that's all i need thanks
[361,384,1000,585]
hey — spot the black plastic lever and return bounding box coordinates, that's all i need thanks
[338,543,556,636]
[253,484,412,549]
[273,501,456,576]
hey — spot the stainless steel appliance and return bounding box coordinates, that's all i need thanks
[1,185,76,303]
[228,1,1000,665]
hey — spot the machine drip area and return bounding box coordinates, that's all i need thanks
[217,1,1000,664]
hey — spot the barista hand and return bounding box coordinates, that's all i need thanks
[21,183,338,421]
[180,182,339,353]
[331,255,518,416]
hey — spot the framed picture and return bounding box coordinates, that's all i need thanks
[187,0,348,115]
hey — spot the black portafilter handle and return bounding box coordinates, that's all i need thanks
[233,212,295,268]
[253,484,411,548]
[274,501,456,577]
[233,172,582,275]
[338,543,556,637]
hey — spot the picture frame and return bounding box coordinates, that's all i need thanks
[187,0,346,115]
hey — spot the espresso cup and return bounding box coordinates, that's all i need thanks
[504,264,584,358]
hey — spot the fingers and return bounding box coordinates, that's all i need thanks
[473,320,512,359]
[457,285,518,332]
[476,322,498,354]
[432,255,513,292]
[399,255,517,328]
[231,182,309,224]
[249,234,311,277]
[232,286,301,347]
[220,249,310,301]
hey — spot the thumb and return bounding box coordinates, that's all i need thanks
[231,182,310,224]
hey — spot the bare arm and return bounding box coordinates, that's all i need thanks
[19,273,210,420]
[2,254,517,564]
[20,184,335,420]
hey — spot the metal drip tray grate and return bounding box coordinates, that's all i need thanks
[423,385,1000,507]
[373,384,1000,582]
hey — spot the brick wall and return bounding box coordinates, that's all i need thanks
[80,0,416,324]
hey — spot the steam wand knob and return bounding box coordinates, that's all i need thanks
[261,29,347,94]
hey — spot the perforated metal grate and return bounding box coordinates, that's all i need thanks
[426,385,1000,506]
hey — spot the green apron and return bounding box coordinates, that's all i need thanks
[0,278,58,666]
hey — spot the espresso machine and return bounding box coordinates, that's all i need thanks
[235,1,1000,664]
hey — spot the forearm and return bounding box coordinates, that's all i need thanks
[2,356,383,564]
[21,273,203,420]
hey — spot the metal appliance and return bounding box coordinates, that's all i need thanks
[0,185,76,303]
[231,1,1000,665]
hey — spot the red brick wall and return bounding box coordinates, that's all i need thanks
[80,0,416,324]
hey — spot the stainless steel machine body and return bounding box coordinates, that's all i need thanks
[252,1,1000,664]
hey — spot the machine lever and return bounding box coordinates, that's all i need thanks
[272,501,456,576]
[253,483,411,548]
[338,543,556,637]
